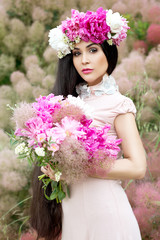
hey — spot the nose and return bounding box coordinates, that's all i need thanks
[81,53,89,65]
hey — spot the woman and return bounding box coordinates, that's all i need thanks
[30,8,146,240]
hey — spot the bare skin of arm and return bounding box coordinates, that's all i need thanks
[92,113,147,180]
[41,113,147,181]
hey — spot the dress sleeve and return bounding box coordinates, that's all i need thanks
[115,96,136,117]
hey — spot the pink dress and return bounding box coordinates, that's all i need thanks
[61,75,142,240]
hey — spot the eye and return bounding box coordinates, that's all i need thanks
[73,51,81,57]
[89,48,98,53]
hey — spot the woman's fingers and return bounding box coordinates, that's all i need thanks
[41,166,50,177]
[41,166,47,173]
[41,165,55,180]
[41,164,64,181]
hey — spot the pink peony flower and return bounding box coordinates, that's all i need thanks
[78,122,121,163]
[61,7,129,45]
[32,94,63,123]
[47,116,85,147]
[79,8,110,43]
[112,17,130,46]
[37,133,46,143]
[61,9,85,41]
[25,117,52,141]
[46,125,66,145]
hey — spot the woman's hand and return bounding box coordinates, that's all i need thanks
[41,164,56,181]
[41,164,65,181]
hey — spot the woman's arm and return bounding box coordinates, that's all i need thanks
[41,113,147,181]
[93,113,147,180]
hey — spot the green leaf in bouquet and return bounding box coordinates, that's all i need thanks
[28,151,35,163]
[38,174,46,181]
[50,188,58,200]
[66,184,70,198]
[10,138,15,146]
[10,138,19,147]
[17,154,28,159]
[51,180,58,189]
[11,139,19,146]
[58,190,66,201]
[6,129,16,138]
[44,190,52,200]
[27,156,32,166]
[42,177,51,187]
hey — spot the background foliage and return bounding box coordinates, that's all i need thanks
[0,0,159,239]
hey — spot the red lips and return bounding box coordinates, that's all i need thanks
[82,68,93,74]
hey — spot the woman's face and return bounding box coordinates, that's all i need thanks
[72,40,108,86]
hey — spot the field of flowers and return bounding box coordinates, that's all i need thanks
[0,0,159,239]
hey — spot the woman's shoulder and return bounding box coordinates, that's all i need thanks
[102,91,137,117]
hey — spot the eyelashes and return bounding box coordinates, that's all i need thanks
[73,51,81,57]
[90,48,97,53]
[73,48,98,57]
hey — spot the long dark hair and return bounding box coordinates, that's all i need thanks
[30,41,118,240]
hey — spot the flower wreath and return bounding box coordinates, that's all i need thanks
[49,7,130,58]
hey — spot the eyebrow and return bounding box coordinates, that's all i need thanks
[73,43,98,50]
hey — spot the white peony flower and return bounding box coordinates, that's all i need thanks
[55,171,62,182]
[67,95,93,118]
[15,142,29,155]
[106,9,123,36]
[35,147,45,157]
[48,26,71,58]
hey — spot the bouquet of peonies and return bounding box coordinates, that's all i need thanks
[10,94,121,202]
